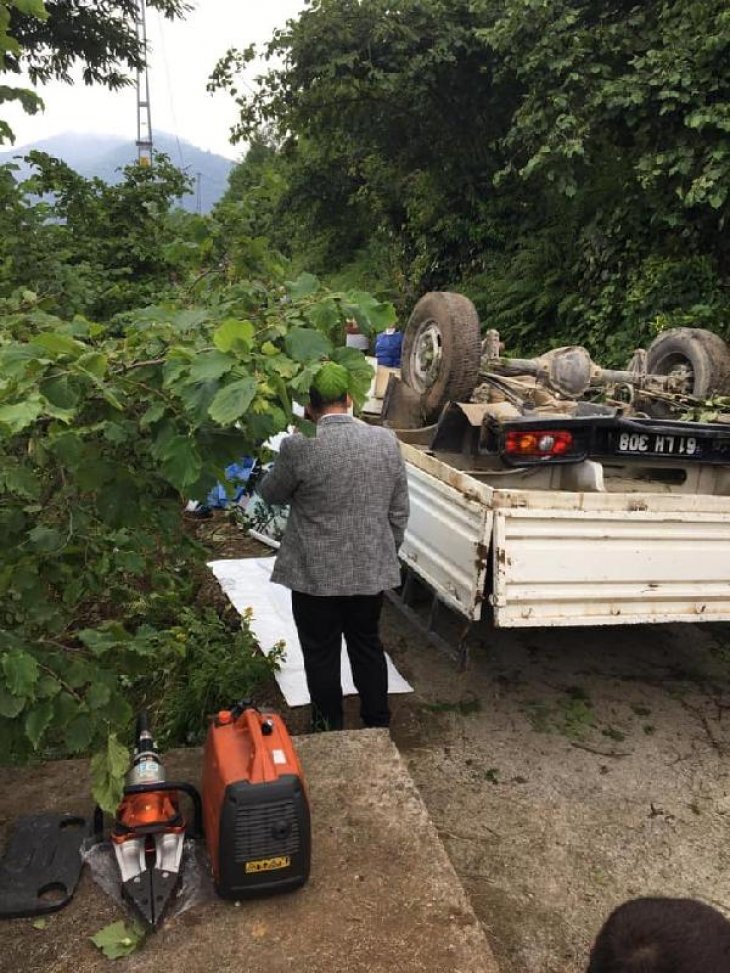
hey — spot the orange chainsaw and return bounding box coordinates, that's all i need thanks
[111,712,201,927]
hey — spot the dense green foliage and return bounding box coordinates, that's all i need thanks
[214,0,730,362]
[0,151,394,805]
[1,152,193,317]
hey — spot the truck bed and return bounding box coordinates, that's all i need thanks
[399,442,730,628]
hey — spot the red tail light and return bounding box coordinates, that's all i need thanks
[504,429,574,458]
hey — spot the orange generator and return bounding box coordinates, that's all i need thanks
[201,704,311,899]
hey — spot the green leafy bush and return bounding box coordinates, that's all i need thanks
[0,155,394,802]
[146,607,283,749]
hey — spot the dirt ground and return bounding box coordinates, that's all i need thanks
[382,607,730,973]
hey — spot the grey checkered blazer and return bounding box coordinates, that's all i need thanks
[257,415,409,596]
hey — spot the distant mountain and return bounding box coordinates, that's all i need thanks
[0,132,237,213]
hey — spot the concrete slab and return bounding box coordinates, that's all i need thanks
[0,730,498,973]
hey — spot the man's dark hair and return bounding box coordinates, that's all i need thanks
[587,898,730,973]
[308,386,348,411]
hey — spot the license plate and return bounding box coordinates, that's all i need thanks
[616,431,700,457]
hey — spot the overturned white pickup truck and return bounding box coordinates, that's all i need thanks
[379,292,730,638]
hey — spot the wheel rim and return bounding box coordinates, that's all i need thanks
[409,320,443,393]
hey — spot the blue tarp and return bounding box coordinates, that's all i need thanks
[205,457,257,509]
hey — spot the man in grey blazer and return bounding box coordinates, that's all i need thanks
[257,384,409,731]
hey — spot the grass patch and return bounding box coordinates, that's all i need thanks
[422,696,482,717]
[525,700,553,733]
[601,726,626,742]
[525,690,595,739]
[559,698,594,739]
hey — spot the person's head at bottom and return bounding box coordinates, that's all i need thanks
[587,897,730,973]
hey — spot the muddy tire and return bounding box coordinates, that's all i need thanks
[644,327,730,416]
[401,292,481,421]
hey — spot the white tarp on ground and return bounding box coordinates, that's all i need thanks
[208,557,413,707]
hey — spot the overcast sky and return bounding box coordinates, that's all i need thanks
[5,0,307,160]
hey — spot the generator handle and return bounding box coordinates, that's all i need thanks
[240,708,278,784]
[123,781,204,838]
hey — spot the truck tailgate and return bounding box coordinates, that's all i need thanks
[491,506,730,627]
[401,460,492,620]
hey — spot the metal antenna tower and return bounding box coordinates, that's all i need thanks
[135,0,153,166]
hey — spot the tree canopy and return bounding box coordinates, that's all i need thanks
[0,0,187,144]
[214,0,730,361]
[7,0,186,86]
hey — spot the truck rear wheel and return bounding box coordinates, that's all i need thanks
[401,291,481,421]
[644,327,730,416]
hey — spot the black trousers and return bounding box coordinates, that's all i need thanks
[291,591,390,731]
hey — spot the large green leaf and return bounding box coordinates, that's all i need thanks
[332,346,375,407]
[25,700,53,749]
[313,361,350,400]
[1,649,39,697]
[102,421,130,445]
[40,374,79,410]
[208,377,257,425]
[65,713,93,754]
[65,658,93,689]
[213,319,255,353]
[90,920,145,960]
[95,478,142,528]
[12,0,48,19]
[32,332,86,358]
[305,298,340,336]
[49,430,86,469]
[140,402,166,428]
[2,465,40,499]
[90,732,131,814]
[178,379,219,423]
[28,526,62,552]
[0,687,25,718]
[0,343,40,379]
[188,350,235,383]
[162,356,190,388]
[76,352,108,380]
[286,272,320,299]
[78,624,131,657]
[35,675,61,699]
[54,692,79,724]
[285,327,333,363]
[86,682,112,710]
[342,292,396,335]
[160,435,203,490]
[0,398,43,435]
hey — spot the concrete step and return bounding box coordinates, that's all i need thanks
[0,729,498,973]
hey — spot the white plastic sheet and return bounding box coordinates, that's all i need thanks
[208,557,413,707]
